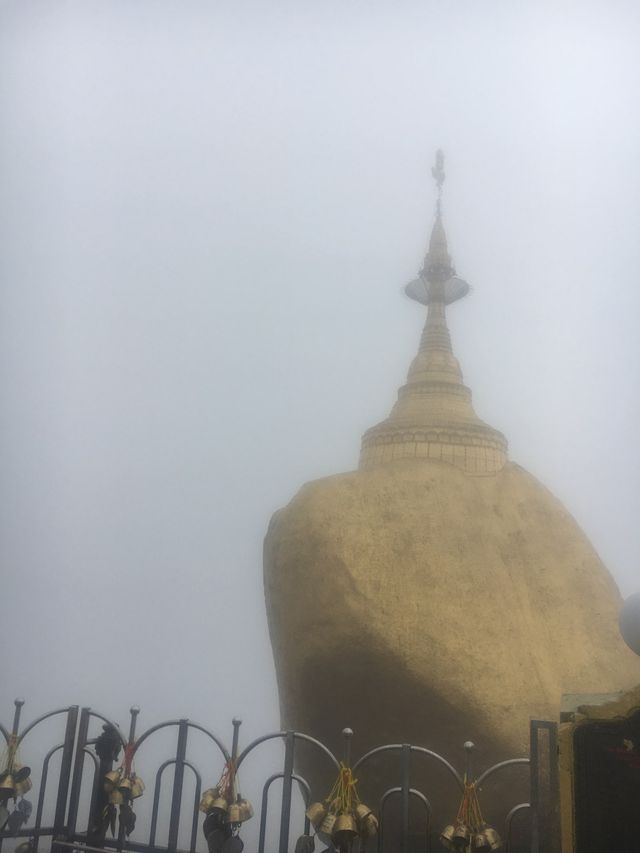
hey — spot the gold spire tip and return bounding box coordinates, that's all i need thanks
[431,149,445,205]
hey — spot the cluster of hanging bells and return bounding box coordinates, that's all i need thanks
[440,777,502,852]
[440,822,502,850]
[305,799,378,847]
[199,787,254,823]
[200,787,254,853]
[100,767,145,838]
[103,768,145,804]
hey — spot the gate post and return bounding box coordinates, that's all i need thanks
[530,720,560,853]
[67,707,92,841]
[53,706,79,838]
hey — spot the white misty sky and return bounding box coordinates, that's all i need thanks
[1,0,639,743]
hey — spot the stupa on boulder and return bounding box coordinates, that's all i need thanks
[263,153,639,799]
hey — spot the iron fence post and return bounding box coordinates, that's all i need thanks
[530,721,540,853]
[231,718,241,765]
[53,706,79,838]
[167,719,188,853]
[11,699,25,738]
[548,723,560,853]
[400,744,411,853]
[278,731,295,853]
[67,708,91,840]
[342,727,353,768]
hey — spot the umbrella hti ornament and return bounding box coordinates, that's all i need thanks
[0,734,33,834]
[102,742,144,837]
[303,764,378,852]
[200,760,253,853]
[439,780,502,852]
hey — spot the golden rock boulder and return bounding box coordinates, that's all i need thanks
[265,458,638,767]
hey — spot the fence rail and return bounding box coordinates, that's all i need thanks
[0,699,559,853]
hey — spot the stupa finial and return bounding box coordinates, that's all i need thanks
[431,148,445,215]
[404,151,468,305]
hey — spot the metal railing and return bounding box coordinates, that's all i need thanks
[0,699,559,853]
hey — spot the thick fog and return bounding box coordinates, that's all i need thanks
[1,0,639,760]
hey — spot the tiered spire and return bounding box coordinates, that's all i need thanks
[359,151,507,475]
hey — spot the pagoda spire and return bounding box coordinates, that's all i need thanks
[425,148,453,277]
[359,152,508,474]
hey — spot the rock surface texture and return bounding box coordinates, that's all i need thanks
[264,159,639,819]
[265,459,638,763]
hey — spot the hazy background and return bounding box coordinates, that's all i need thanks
[1,0,639,777]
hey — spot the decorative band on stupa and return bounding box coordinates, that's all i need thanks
[360,151,508,475]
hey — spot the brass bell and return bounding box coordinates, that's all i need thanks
[453,823,471,849]
[199,788,218,814]
[355,803,370,821]
[104,770,122,792]
[363,813,379,838]
[474,830,491,850]
[356,803,378,837]
[130,775,145,799]
[482,826,502,851]
[439,824,456,850]
[109,790,125,805]
[210,796,228,815]
[118,776,133,796]
[237,798,254,822]
[317,810,337,842]
[0,774,16,797]
[227,802,241,823]
[332,813,358,845]
[305,801,326,828]
[12,764,31,797]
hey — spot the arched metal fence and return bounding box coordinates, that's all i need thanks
[0,700,559,853]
